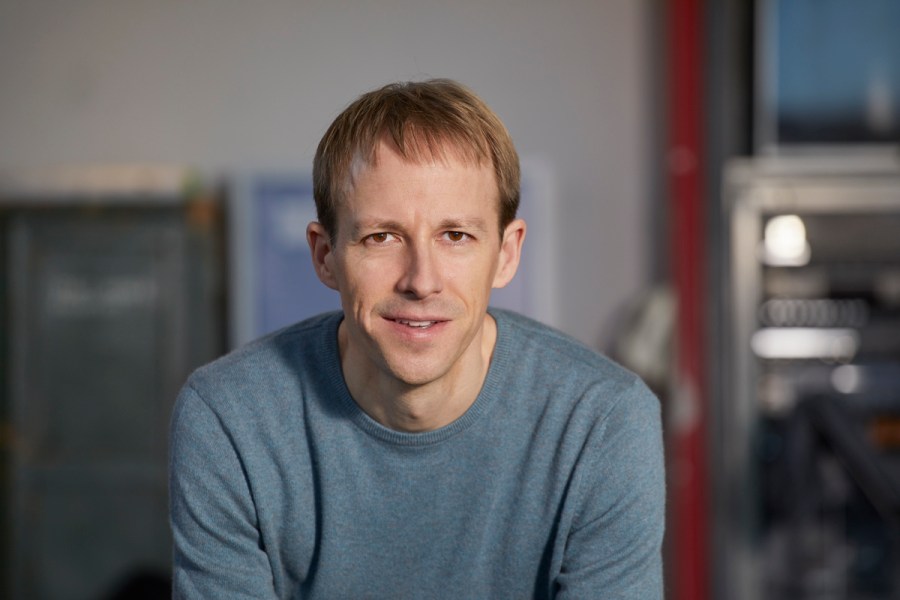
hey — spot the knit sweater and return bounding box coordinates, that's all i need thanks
[169,309,665,599]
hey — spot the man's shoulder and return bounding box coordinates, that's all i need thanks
[184,311,342,396]
[489,308,658,428]
[492,308,639,387]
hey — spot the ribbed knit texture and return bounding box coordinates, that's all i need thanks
[169,308,665,599]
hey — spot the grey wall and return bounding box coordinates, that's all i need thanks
[0,0,653,348]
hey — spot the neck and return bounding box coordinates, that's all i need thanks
[340,314,497,432]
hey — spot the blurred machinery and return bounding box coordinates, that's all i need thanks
[0,167,226,600]
[720,158,900,600]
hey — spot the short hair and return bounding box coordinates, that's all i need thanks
[313,79,520,239]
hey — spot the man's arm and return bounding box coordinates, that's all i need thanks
[169,383,279,599]
[555,379,666,599]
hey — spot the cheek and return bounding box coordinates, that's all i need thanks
[447,261,496,299]
[338,263,393,311]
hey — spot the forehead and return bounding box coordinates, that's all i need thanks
[348,136,492,188]
[340,141,500,221]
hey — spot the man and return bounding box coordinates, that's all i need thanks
[169,79,664,598]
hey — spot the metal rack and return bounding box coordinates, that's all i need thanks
[720,158,900,600]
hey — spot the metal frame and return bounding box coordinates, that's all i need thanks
[720,156,900,600]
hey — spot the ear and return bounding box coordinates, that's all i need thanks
[307,221,339,290]
[492,218,526,289]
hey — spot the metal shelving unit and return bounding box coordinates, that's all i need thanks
[720,158,900,600]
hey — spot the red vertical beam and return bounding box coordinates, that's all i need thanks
[666,0,708,599]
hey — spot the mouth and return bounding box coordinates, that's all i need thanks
[386,316,447,329]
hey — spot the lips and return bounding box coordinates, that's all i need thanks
[394,319,437,328]
[382,311,451,330]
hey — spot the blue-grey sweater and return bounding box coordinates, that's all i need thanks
[169,309,665,599]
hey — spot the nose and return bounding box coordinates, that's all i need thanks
[396,241,443,299]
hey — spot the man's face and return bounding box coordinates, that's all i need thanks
[308,140,524,389]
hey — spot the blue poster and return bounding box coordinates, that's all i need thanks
[254,179,341,336]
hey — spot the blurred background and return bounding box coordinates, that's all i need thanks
[1,0,899,598]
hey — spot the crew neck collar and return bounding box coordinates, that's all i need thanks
[322,308,512,446]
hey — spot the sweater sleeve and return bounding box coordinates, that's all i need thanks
[555,379,666,599]
[169,382,279,599]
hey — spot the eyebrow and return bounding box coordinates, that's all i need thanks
[348,217,490,238]
[438,217,490,232]
[348,219,404,239]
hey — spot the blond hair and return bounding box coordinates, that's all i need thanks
[313,79,520,239]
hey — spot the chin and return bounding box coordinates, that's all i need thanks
[382,360,448,388]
